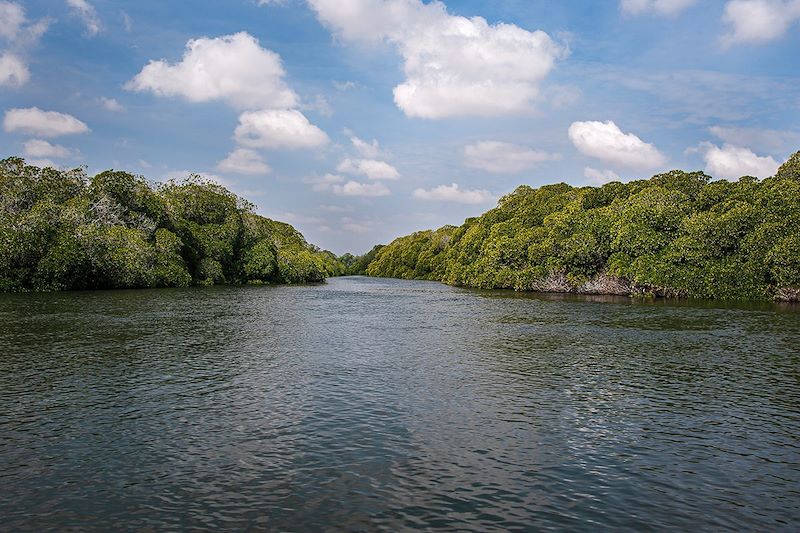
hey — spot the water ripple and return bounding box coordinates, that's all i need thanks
[0,277,798,531]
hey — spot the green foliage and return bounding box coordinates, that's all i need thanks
[277,248,326,283]
[342,245,385,275]
[367,226,455,280]
[244,239,278,282]
[363,154,800,301]
[775,150,800,181]
[0,158,344,292]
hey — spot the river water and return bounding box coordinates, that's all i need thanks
[1,276,798,531]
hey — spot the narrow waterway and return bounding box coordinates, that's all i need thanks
[1,277,798,531]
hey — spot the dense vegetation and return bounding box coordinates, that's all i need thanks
[362,151,800,301]
[0,157,344,292]
[339,244,385,275]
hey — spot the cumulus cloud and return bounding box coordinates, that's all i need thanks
[126,32,298,110]
[307,0,566,118]
[23,139,73,158]
[66,0,101,36]
[620,0,697,16]
[308,172,390,197]
[697,142,779,179]
[0,2,48,87]
[584,167,621,185]
[568,120,666,170]
[350,134,384,158]
[216,148,271,175]
[464,141,560,174]
[4,107,90,137]
[332,180,391,197]
[0,1,25,40]
[0,51,27,87]
[234,109,329,149]
[413,183,495,204]
[721,0,800,46]
[99,96,125,112]
[337,158,399,180]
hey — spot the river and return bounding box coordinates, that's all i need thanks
[1,276,798,531]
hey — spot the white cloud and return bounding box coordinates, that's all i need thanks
[336,158,399,180]
[4,107,90,137]
[620,0,697,16]
[23,139,73,158]
[697,142,779,179]
[308,173,346,192]
[234,109,329,149]
[464,141,560,174]
[66,0,101,36]
[126,32,298,110]
[709,125,800,154]
[413,183,495,204]
[99,96,125,112]
[568,120,666,170]
[0,1,26,40]
[721,0,800,46]
[332,180,391,197]
[0,51,27,87]
[349,134,384,158]
[0,2,48,88]
[307,0,567,118]
[584,167,621,185]
[0,2,47,45]
[216,148,271,175]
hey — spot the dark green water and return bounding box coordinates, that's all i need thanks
[1,276,798,531]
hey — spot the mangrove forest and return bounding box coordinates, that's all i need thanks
[359,151,800,301]
[2,152,799,301]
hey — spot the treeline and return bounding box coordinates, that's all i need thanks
[0,157,344,292]
[361,151,800,301]
[339,245,385,275]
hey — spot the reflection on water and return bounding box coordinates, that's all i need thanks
[1,277,798,531]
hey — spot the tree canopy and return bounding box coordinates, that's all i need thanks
[0,158,344,292]
[361,151,800,301]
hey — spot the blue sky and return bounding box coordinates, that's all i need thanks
[1,0,799,254]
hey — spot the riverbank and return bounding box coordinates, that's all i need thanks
[360,151,800,302]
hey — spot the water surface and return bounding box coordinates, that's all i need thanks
[1,277,798,531]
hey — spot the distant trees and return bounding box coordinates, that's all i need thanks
[341,244,385,275]
[0,158,344,291]
[363,151,800,301]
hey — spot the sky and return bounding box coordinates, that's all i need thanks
[1,0,799,254]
